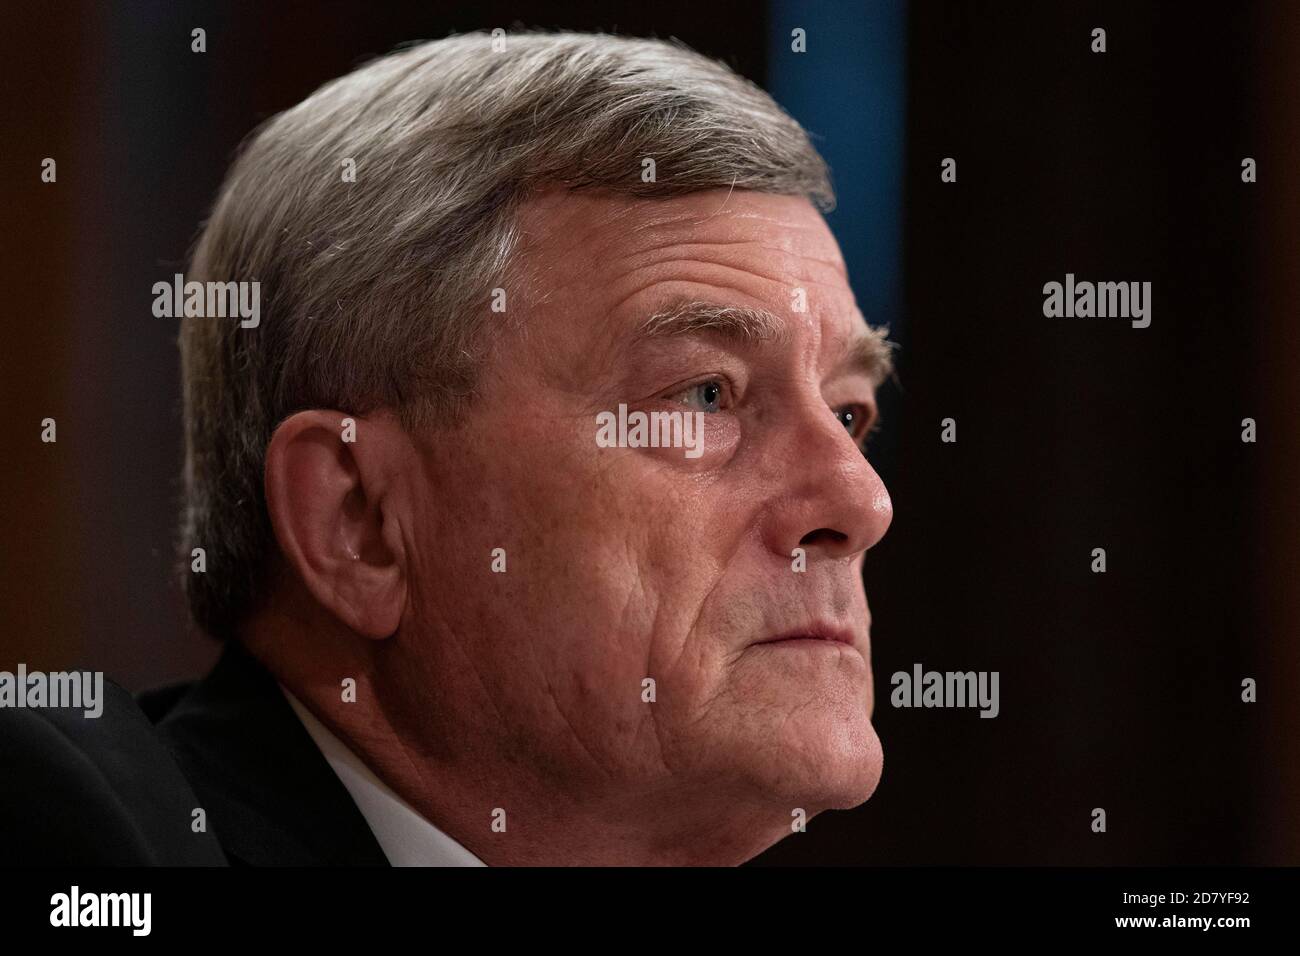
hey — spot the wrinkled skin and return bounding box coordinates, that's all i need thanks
[254,188,893,865]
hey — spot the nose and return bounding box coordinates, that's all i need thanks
[760,406,893,564]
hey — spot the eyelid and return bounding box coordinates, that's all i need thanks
[660,373,738,407]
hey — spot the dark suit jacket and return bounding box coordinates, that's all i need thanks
[0,643,389,866]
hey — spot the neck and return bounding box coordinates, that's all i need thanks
[241,611,792,866]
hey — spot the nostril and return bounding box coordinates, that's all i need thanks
[799,528,848,547]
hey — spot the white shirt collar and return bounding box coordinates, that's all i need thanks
[280,685,486,867]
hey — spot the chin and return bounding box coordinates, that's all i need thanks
[735,705,884,813]
[819,721,884,809]
[778,705,884,811]
[709,649,883,811]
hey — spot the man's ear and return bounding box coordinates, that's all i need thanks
[263,409,409,639]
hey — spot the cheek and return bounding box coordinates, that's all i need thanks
[405,428,736,757]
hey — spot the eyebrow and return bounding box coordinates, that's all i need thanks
[636,300,789,345]
[843,323,895,386]
[634,299,895,385]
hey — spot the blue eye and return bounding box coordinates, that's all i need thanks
[675,379,725,413]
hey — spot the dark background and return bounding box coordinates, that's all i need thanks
[2,0,1296,865]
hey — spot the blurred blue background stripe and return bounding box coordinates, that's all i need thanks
[766,0,907,342]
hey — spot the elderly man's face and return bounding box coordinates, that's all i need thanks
[399,189,892,852]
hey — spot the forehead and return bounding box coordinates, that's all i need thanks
[509,188,864,368]
[514,188,848,294]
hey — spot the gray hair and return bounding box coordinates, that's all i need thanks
[181,31,837,637]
